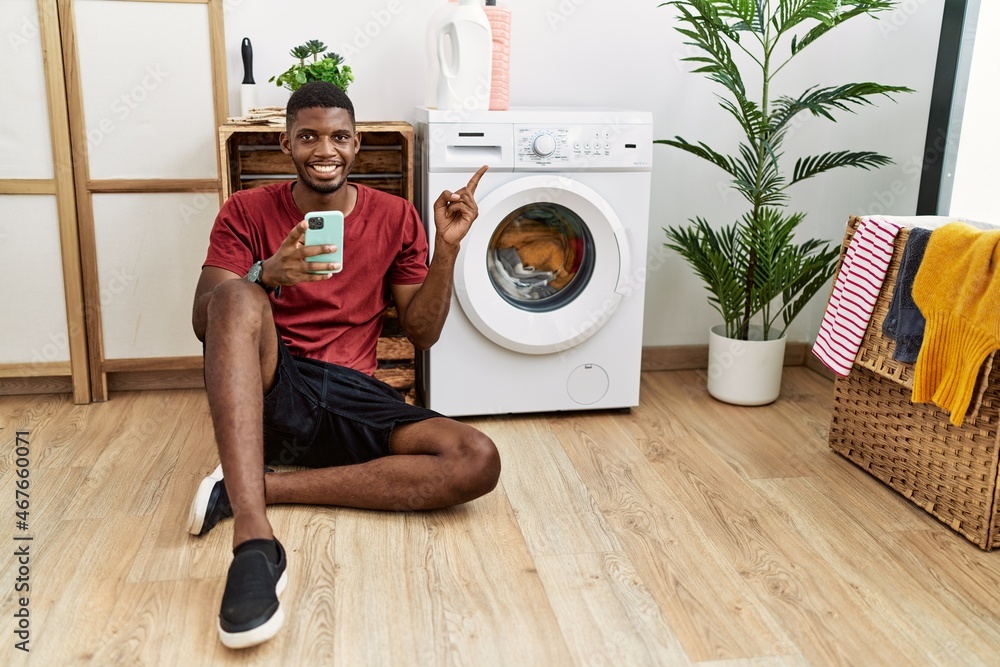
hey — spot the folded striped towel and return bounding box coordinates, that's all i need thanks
[812,217,903,376]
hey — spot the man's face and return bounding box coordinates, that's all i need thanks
[281,106,360,195]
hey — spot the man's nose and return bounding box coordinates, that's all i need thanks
[315,136,337,155]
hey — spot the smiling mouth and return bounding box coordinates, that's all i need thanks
[310,164,342,175]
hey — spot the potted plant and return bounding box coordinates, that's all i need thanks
[269,40,354,92]
[659,0,911,405]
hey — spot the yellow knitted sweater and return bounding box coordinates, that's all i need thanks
[912,222,1000,426]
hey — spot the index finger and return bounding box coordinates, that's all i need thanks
[466,164,488,195]
[286,219,308,245]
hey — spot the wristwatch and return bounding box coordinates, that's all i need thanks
[247,260,279,296]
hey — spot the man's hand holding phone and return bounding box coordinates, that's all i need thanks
[259,213,343,288]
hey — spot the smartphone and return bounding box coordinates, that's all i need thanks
[304,210,344,274]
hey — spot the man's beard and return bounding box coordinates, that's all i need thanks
[292,157,353,194]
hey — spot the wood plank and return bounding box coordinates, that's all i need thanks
[60,390,203,519]
[372,366,414,390]
[0,361,72,377]
[128,392,226,584]
[0,375,74,395]
[534,551,692,666]
[57,0,107,401]
[276,512,339,664]
[89,580,231,667]
[331,496,573,666]
[625,372,943,665]
[376,336,415,361]
[465,415,622,556]
[206,0,227,164]
[754,477,999,666]
[550,412,794,662]
[638,370,829,479]
[108,369,206,391]
[30,391,138,470]
[103,356,204,372]
[88,178,221,192]
[0,179,57,194]
[239,147,402,175]
[4,516,152,666]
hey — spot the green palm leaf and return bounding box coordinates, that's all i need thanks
[771,83,913,132]
[655,138,739,178]
[773,0,836,34]
[792,1,896,54]
[791,150,893,184]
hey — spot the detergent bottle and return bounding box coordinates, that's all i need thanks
[484,0,511,110]
[435,0,492,111]
[424,0,458,108]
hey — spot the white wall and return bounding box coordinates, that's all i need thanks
[223,0,945,346]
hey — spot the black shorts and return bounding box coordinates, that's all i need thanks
[262,335,441,468]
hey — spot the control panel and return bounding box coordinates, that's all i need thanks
[514,124,652,170]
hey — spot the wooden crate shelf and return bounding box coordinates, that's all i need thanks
[219,121,413,202]
[219,121,418,403]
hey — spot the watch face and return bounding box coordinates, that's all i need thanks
[248,262,261,283]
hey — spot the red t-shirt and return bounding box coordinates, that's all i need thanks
[203,182,429,375]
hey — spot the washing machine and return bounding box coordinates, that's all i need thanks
[414,107,652,417]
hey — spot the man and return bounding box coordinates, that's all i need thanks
[189,81,499,649]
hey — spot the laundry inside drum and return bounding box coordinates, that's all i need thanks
[487,202,595,312]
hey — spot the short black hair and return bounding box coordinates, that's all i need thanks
[286,81,356,128]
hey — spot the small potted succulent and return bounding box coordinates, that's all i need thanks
[269,40,354,93]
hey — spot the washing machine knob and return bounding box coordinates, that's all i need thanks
[531,132,557,157]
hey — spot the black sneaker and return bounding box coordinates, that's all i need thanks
[187,465,273,536]
[218,538,288,649]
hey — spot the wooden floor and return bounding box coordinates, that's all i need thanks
[2,368,999,666]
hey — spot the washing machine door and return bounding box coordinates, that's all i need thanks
[454,175,631,354]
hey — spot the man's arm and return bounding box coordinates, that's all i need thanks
[393,165,487,350]
[192,220,340,341]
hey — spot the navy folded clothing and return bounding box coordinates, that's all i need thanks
[882,226,931,363]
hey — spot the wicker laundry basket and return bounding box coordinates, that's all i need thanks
[827,216,1000,550]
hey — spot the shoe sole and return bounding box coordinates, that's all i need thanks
[187,464,224,536]
[217,569,288,649]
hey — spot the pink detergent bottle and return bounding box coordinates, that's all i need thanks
[484,0,511,110]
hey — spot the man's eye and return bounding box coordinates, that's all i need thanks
[335,135,351,143]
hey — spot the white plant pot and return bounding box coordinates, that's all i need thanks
[706,324,787,406]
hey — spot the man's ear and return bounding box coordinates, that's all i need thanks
[279,131,291,155]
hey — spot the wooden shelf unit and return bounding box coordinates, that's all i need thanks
[219,121,414,202]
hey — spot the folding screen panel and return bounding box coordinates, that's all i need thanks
[61,0,227,399]
[0,0,89,402]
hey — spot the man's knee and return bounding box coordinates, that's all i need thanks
[206,279,270,330]
[450,430,501,501]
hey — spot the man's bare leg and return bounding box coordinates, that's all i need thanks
[202,279,280,548]
[262,418,501,510]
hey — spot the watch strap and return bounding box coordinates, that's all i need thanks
[249,260,280,297]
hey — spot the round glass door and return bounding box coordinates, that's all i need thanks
[454,175,631,354]
[487,203,595,312]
